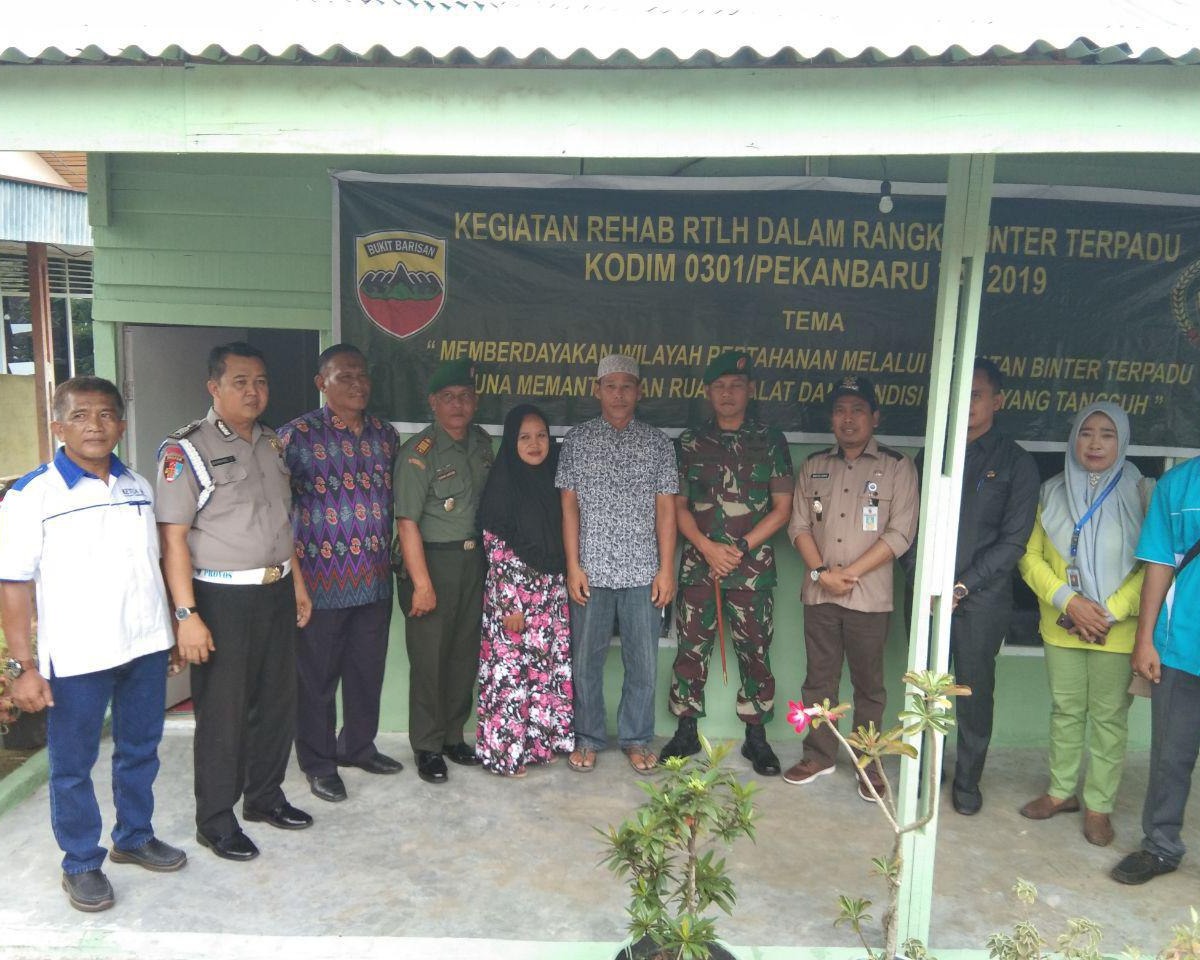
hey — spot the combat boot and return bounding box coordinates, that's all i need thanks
[659,715,701,762]
[741,723,781,776]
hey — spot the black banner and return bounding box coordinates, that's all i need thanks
[336,175,1200,451]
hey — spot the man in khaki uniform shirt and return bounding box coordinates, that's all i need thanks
[393,358,493,784]
[157,342,313,862]
[784,374,918,801]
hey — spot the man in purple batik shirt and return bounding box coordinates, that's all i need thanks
[281,344,403,803]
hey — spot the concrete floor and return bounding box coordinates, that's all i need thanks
[0,720,1197,960]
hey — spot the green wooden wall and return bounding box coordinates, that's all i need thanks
[90,152,1156,750]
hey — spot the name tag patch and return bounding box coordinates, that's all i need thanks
[210,456,236,466]
[810,472,830,479]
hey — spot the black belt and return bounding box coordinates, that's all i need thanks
[423,538,478,551]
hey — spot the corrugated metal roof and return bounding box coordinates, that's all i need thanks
[3,0,1200,66]
[0,181,93,247]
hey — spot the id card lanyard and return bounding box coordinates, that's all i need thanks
[863,480,879,532]
[1066,469,1123,591]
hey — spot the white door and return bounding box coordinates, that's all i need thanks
[121,324,246,479]
[122,324,245,708]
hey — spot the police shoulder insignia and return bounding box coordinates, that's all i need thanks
[414,436,433,456]
[268,436,284,454]
[161,444,186,483]
[167,420,203,441]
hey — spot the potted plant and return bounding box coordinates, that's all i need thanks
[599,735,757,960]
[986,878,1199,960]
[789,670,968,960]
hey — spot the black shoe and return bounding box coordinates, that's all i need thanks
[443,742,481,766]
[196,829,259,862]
[741,724,781,776]
[307,773,348,803]
[659,716,701,763]
[952,784,983,816]
[243,801,313,830]
[61,869,114,912]
[1111,850,1178,885]
[417,750,449,783]
[341,751,404,775]
[109,837,187,872]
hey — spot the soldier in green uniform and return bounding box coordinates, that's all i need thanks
[394,358,494,784]
[660,351,795,776]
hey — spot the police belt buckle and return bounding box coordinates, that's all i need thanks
[194,558,291,586]
[463,538,477,551]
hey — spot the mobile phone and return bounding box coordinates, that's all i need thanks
[1055,613,1075,630]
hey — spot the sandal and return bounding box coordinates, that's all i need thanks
[624,746,658,775]
[568,748,597,772]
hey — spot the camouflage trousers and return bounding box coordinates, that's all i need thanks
[669,583,775,724]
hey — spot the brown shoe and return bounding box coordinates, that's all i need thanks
[782,758,834,786]
[857,764,888,804]
[1019,793,1081,820]
[1084,809,1114,846]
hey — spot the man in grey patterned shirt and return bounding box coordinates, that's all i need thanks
[557,353,678,775]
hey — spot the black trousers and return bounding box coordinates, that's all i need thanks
[294,598,393,776]
[191,575,297,838]
[949,605,1010,792]
[398,547,484,754]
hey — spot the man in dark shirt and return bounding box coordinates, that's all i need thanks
[945,357,1039,815]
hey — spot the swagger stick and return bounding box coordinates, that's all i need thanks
[713,578,729,684]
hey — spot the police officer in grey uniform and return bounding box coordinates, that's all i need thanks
[394,358,493,784]
[157,342,314,862]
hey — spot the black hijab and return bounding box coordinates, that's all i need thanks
[476,404,565,576]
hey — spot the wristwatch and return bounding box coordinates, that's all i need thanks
[734,537,750,554]
[5,657,33,679]
[952,582,969,601]
[810,565,829,583]
[174,606,199,621]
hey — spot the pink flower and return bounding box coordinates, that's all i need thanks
[787,699,820,735]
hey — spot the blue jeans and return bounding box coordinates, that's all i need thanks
[47,649,168,874]
[570,585,658,751]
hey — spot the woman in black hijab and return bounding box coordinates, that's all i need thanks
[473,404,575,776]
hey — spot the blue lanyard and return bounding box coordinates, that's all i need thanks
[1069,468,1123,561]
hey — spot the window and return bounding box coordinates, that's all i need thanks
[0,250,94,377]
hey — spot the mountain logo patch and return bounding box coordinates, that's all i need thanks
[355,231,447,340]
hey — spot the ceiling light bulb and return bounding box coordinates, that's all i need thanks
[878,180,893,214]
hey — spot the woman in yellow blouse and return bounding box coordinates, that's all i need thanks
[1017,401,1149,847]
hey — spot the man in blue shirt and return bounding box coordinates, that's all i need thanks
[0,377,185,912]
[1111,455,1200,885]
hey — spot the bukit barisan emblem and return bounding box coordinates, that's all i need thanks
[355,230,447,340]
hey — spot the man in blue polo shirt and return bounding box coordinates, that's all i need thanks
[0,377,185,912]
[1110,455,1200,885]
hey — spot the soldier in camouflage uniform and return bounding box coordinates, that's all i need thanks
[660,351,795,776]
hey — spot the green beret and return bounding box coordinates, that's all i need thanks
[428,358,477,394]
[703,351,754,384]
